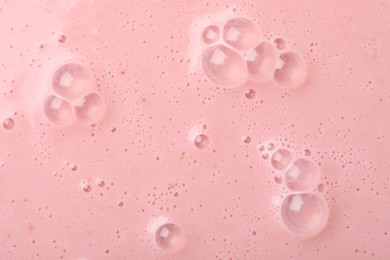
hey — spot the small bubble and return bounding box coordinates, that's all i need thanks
[274,51,307,87]
[262,153,269,160]
[267,143,275,151]
[43,95,73,126]
[96,178,105,187]
[246,41,277,82]
[3,118,14,129]
[117,201,124,207]
[285,159,320,192]
[304,149,311,156]
[52,63,93,99]
[274,38,286,50]
[274,176,283,184]
[73,93,105,123]
[280,193,329,236]
[257,144,265,151]
[317,183,325,192]
[242,136,251,143]
[202,25,220,44]
[223,17,261,51]
[202,44,247,87]
[245,89,256,99]
[58,35,66,43]
[194,134,209,149]
[271,149,292,170]
[156,223,185,251]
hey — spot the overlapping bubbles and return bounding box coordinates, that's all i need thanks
[201,17,307,89]
[43,62,105,126]
[268,147,329,237]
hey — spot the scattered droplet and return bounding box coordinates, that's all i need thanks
[202,44,247,87]
[257,144,265,151]
[245,89,256,99]
[274,51,307,87]
[285,158,320,192]
[156,223,185,251]
[52,63,93,99]
[280,193,329,236]
[3,118,14,129]
[274,38,286,50]
[43,95,73,126]
[73,92,105,123]
[246,41,277,82]
[202,25,220,44]
[271,149,292,170]
[223,17,261,51]
[194,134,209,149]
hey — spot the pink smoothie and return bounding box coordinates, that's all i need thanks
[0,0,389,259]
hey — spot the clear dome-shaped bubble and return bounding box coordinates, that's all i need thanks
[3,118,15,130]
[271,149,292,170]
[43,95,74,126]
[274,51,307,87]
[285,158,320,192]
[202,44,247,87]
[202,25,220,44]
[194,134,209,149]
[222,17,261,51]
[281,193,329,237]
[246,41,277,82]
[156,223,186,251]
[73,93,105,123]
[52,63,94,99]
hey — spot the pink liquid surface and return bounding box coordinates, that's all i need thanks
[1,0,390,259]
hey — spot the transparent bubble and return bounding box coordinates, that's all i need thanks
[242,136,251,143]
[96,178,105,187]
[285,158,320,192]
[274,51,307,87]
[245,89,256,99]
[73,93,105,123]
[58,35,66,43]
[202,44,247,87]
[223,17,261,51]
[246,41,277,82]
[43,95,74,126]
[52,63,93,99]
[281,193,329,236]
[271,149,292,170]
[156,223,185,251]
[202,25,220,44]
[194,134,209,149]
[3,118,14,129]
[274,38,286,50]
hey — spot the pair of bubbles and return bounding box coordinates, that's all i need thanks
[43,62,105,126]
[269,147,329,237]
[201,17,307,88]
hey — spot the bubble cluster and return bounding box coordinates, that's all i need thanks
[43,62,105,126]
[268,145,329,236]
[199,17,307,90]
